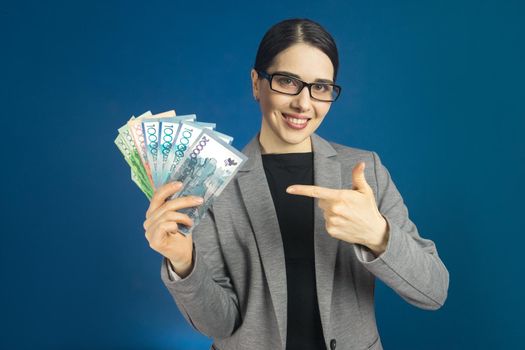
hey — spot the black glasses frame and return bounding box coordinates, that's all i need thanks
[256,70,341,102]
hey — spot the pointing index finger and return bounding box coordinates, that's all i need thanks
[286,185,341,200]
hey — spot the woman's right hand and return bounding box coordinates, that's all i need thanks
[143,181,204,278]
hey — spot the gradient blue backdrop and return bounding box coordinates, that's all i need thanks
[1,0,524,349]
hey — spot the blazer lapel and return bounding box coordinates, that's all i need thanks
[237,133,288,349]
[310,133,341,342]
[236,132,341,349]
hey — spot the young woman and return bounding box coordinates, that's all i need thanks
[144,18,449,350]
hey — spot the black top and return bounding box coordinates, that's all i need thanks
[262,152,327,350]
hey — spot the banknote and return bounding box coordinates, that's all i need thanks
[153,115,199,188]
[167,129,248,235]
[115,132,153,198]
[162,122,236,185]
[128,110,177,187]
[127,112,155,186]
[156,121,181,189]
[115,113,154,195]
[142,109,176,120]
[143,120,162,187]
[142,114,197,188]
[161,121,216,185]
[211,129,234,145]
[131,168,153,199]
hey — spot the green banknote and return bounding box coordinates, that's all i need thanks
[114,132,153,198]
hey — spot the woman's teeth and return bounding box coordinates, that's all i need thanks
[285,115,308,124]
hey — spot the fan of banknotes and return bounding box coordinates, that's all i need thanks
[114,109,247,234]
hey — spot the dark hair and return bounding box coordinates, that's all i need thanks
[253,18,339,81]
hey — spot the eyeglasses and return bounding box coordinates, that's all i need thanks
[256,70,341,102]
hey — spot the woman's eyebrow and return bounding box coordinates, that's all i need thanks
[274,70,334,84]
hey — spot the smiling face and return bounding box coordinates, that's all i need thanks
[251,42,335,154]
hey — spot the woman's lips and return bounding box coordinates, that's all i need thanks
[282,113,311,130]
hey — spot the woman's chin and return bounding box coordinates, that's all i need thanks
[277,131,312,148]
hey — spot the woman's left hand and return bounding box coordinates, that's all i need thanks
[286,162,389,256]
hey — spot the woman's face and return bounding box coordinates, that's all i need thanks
[251,42,335,153]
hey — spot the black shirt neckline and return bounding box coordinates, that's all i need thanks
[261,152,313,167]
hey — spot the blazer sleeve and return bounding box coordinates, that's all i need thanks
[160,205,241,338]
[353,151,450,310]
[166,258,183,281]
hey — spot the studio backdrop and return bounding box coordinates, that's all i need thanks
[1,0,524,349]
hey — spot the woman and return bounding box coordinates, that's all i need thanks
[144,18,449,350]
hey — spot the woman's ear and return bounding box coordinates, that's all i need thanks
[250,69,259,101]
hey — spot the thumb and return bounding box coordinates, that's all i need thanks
[351,161,371,193]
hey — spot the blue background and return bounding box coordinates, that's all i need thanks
[1,0,524,349]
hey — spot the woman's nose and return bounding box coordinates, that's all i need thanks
[291,86,313,112]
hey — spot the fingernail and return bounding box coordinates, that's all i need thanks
[287,187,295,193]
[195,197,204,203]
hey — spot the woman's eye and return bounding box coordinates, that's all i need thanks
[279,77,292,85]
[277,77,296,86]
[314,84,328,91]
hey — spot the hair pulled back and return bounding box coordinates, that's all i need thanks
[253,18,339,81]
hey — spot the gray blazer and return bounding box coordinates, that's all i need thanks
[160,132,449,350]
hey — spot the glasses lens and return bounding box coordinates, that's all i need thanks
[311,84,339,101]
[271,74,302,94]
